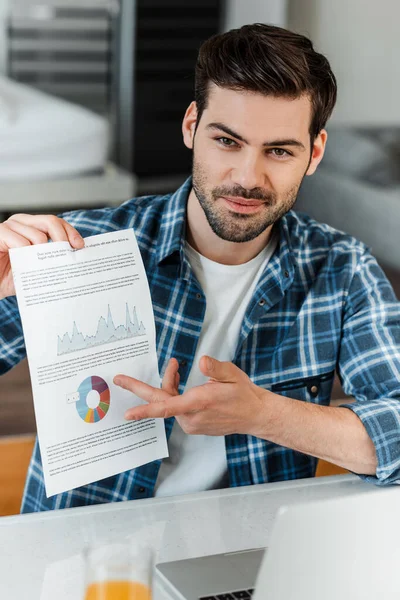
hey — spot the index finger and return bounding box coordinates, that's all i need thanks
[125,394,195,421]
[114,374,171,404]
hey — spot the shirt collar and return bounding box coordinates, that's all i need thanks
[275,211,298,290]
[156,176,192,265]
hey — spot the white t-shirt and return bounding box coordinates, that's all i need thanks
[154,234,278,497]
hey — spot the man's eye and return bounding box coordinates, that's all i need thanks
[217,137,237,147]
[271,148,290,157]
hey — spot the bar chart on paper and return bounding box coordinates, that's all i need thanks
[57,304,146,356]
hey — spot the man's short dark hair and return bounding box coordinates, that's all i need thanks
[195,23,337,139]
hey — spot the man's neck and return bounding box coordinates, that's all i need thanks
[186,188,273,265]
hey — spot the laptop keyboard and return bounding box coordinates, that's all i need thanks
[199,589,254,599]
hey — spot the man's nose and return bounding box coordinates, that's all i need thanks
[231,154,266,190]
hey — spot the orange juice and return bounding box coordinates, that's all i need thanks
[84,580,151,600]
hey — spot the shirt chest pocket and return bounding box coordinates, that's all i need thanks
[270,370,335,405]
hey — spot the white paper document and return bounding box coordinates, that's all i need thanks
[10,229,168,497]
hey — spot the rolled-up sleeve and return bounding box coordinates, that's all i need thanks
[338,250,400,484]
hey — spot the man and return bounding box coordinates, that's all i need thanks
[1,24,399,513]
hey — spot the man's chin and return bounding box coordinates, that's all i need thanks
[208,220,272,244]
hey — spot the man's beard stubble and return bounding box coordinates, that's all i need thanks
[192,157,302,244]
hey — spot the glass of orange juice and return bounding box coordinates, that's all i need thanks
[83,541,153,600]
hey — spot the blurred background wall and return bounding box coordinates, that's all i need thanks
[0,1,8,71]
[288,0,400,272]
[0,0,399,513]
[225,0,287,30]
[289,0,400,126]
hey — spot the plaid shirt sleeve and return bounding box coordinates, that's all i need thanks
[338,249,400,485]
[0,296,26,374]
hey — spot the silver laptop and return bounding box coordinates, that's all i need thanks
[155,485,400,600]
[156,547,263,599]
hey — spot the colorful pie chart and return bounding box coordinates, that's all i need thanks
[76,376,110,423]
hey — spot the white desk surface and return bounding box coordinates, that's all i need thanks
[0,474,378,599]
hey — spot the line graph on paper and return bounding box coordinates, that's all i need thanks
[57,304,146,356]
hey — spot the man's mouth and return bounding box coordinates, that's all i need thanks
[220,196,266,214]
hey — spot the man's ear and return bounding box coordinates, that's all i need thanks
[306,129,328,176]
[182,101,198,150]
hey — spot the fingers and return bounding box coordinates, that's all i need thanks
[8,214,84,249]
[0,222,33,252]
[199,355,241,383]
[113,374,171,404]
[125,395,191,421]
[4,220,49,246]
[175,370,180,390]
[63,220,86,249]
[162,358,180,395]
[125,384,208,421]
[114,362,183,421]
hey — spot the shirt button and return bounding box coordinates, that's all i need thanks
[310,385,319,395]
[138,487,146,494]
[259,298,266,306]
[180,359,187,367]
[196,292,202,300]
[284,270,289,278]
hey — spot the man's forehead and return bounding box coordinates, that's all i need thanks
[202,85,312,141]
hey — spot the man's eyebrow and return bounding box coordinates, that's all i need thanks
[205,122,306,151]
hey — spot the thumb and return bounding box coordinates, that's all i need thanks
[199,356,240,383]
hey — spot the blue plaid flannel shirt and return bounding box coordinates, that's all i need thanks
[1,177,399,513]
